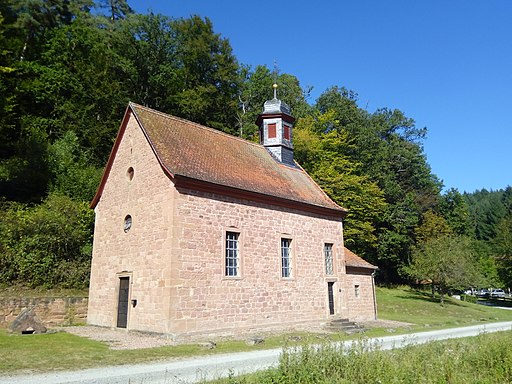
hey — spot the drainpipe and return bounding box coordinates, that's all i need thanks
[371,271,377,320]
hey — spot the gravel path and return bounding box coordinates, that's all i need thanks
[59,319,412,350]
[60,326,178,350]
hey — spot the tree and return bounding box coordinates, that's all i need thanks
[294,111,387,258]
[415,209,452,244]
[0,0,88,201]
[439,188,470,236]
[170,15,241,134]
[314,86,442,282]
[472,239,502,289]
[502,186,512,215]
[116,14,242,135]
[497,187,512,283]
[0,12,14,73]
[114,13,180,111]
[404,235,481,304]
[48,131,103,201]
[465,188,506,242]
[7,0,93,61]
[14,14,130,165]
[98,0,133,21]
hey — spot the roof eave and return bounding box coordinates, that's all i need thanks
[345,264,379,270]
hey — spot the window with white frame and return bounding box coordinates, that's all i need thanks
[324,243,333,275]
[225,232,239,277]
[281,238,292,278]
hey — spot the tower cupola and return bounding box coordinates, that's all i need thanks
[256,83,296,166]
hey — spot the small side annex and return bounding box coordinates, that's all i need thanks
[87,94,377,338]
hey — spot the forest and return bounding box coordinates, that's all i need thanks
[0,0,511,293]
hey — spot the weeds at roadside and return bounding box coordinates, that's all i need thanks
[210,331,512,383]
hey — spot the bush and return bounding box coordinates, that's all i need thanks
[0,194,93,288]
[461,294,478,303]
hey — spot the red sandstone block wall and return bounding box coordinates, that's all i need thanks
[88,114,176,333]
[344,270,377,321]
[0,297,88,327]
[167,189,345,335]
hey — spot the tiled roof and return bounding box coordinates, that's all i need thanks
[344,247,378,270]
[129,103,345,214]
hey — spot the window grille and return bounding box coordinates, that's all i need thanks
[225,232,239,276]
[324,243,333,275]
[281,238,292,278]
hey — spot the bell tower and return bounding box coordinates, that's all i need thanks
[256,83,296,166]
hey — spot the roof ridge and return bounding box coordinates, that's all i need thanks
[129,102,263,149]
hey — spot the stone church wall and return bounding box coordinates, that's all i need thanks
[167,188,347,337]
[87,113,177,333]
[344,268,377,321]
[0,296,88,328]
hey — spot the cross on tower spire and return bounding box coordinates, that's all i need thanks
[272,60,279,99]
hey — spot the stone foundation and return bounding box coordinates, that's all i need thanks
[0,296,88,328]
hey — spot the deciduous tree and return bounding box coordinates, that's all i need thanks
[405,235,481,304]
[294,111,386,257]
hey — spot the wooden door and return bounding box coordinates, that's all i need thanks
[327,282,335,315]
[117,277,130,328]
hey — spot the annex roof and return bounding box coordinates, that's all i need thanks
[344,247,378,270]
[92,103,346,217]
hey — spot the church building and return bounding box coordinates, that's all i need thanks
[87,89,377,338]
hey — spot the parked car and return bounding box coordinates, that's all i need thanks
[476,289,490,298]
[491,289,506,298]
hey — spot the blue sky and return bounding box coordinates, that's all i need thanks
[128,0,511,193]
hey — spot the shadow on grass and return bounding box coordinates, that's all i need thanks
[400,288,468,307]
[403,289,512,309]
[479,298,512,308]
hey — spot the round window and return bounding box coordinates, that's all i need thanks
[127,167,134,181]
[124,215,132,233]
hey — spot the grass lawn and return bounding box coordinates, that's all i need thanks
[2,286,512,373]
[0,329,313,373]
[376,286,512,330]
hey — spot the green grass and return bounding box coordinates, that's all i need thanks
[376,286,512,330]
[0,330,336,373]
[2,286,512,374]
